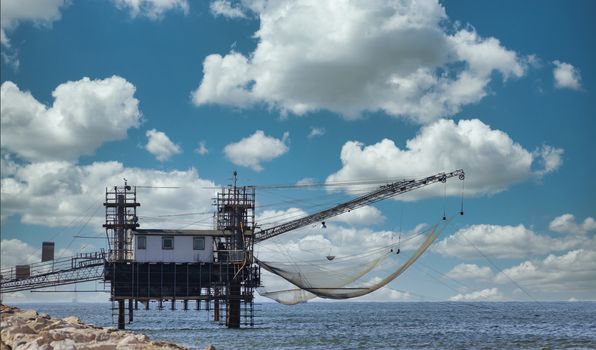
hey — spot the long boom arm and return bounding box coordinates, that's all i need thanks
[254,169,464,243]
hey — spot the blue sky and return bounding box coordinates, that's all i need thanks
[1,0,595,303]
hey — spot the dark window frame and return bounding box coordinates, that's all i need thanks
[162,236,174,250]
[137,236,147,250]
[193,237,205,250]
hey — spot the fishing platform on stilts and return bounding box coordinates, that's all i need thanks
[0,170,465,329]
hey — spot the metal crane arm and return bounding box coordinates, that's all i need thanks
[254,169,464,243]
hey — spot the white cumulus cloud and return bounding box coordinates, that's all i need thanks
[446,263,493,281]
[0,0,67,47]
[1,77,141,162]
[193,0,526,122]
[0,161,216,228]
[210,0,247,18]
[295,178,315,187]
[434,224,587,259]
[256,207,309,231]
[308,127,325,139]
[553,60,582,90]
[112,0,189,19]
[145,129,182,161]
[549,214,596,235]
[330,205,385,226]
[494,249,596,293]
[195,141,209,155]
[0,238,80,269]
[449,287,503,301]
[0,238,40,269]
[223,130,289,171]
[326,119,561,199]
[533,145,564,177]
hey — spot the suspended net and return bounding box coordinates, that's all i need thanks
[256,218,452,305]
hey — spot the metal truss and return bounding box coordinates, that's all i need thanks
[255,169,465,242]
[0,252,106,294]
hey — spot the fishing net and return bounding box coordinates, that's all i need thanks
[256,218,451,304]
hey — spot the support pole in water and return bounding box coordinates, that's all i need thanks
[128,299,133,323]
[117,300,125,330]
[227,283,241,328]
[214,299,220,321]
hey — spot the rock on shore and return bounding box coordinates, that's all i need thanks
[0,304,208,350]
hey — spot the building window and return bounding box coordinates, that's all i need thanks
[162,236,174,250]
[193,237,205,250]
[137,236,146,250]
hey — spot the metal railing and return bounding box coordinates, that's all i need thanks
[0,251,106,293]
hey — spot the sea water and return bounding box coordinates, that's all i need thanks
[12,301,596,349]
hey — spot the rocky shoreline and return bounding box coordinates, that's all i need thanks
[0,304,214,350]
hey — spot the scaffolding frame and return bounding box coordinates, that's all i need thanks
[213,177,259,328]
[103,182,139,262]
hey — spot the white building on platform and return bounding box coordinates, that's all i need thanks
[131,229,218,263]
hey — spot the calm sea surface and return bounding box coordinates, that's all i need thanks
[12,301,596,349]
